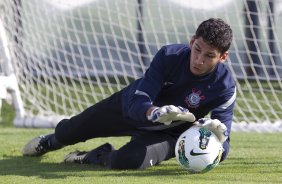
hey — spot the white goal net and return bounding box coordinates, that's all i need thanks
[0,0,282,131]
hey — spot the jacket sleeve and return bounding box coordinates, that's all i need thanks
[210,87,236,137]
[211,87,236,161]
[127,46,168,122]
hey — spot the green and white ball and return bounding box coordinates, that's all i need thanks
[175,126,223,173]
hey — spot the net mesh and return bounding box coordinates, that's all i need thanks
[0,0,282,130]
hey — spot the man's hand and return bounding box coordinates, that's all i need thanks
[147,105,196,125]
[194,118,228,144]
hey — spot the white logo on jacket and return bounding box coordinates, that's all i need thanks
[185,88,205,108]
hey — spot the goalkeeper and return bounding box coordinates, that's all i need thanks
[23,18,236,170]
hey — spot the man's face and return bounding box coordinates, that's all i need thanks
[189,36,228,76]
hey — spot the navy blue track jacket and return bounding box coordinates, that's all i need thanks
[121,44,236,137]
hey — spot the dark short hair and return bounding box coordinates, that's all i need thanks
[195,18,233,54]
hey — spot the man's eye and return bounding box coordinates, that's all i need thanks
[207,55,215,58]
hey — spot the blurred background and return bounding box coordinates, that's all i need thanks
[0,0,282,128]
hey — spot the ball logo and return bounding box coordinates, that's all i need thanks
[177,137,190,168]
[202,149,223,173]
[190,149,208,156]
[185,88,205,108]
[198,128,212,150]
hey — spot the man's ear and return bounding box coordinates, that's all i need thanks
[219,51,229,63]
[189,36,196,47]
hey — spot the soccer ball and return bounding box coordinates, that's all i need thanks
[175,126,223,173]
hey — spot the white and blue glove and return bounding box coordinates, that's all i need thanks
[147,105,196,125]
[194,118,228,144]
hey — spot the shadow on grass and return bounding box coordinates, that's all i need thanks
[0,156,185,179]
[0,156,96,179]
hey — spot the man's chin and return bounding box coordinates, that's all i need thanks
[191,68,203,76]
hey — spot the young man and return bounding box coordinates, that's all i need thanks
[23,18,236,170]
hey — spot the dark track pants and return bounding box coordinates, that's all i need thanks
[54,90,177,169]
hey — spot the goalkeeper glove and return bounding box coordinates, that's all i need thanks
[147,105,196,125]
[194,118,228,144]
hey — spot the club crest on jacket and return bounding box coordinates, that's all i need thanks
[185,88,205,108]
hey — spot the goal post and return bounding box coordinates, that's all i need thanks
[0,0,282,131]
[0,17,25,122]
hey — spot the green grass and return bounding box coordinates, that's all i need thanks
[0,100,16,127]
[1,85,282,184]
[0,124,282,183]
[234,80,282,121]
[0,129,281,184]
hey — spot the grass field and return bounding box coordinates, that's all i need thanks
[0,128,282,184]
[1,103,282,184]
